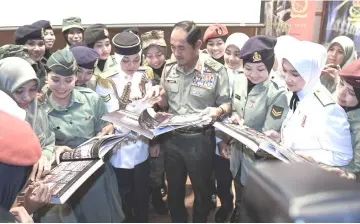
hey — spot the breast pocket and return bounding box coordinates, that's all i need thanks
[190,85,214,107]
[164,79,179,93]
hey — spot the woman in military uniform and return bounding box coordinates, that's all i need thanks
[14,24,48,94]
[218,35,289,222]
[32,20,56,61]
[320,36,357,93]
[202,24,229,64]
[0,57,55,182]
[61,17,84,50]
[70,45,100,90]
[141,29,169,215]
[95,31,151,222]
[333,59,360,174]
[276,41,353,166]
[214,32,249,223]
[38,49,124,223]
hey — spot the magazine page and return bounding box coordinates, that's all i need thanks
[18,160,103,204]
[213,121,308,163]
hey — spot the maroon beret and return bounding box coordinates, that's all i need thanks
[203,24,228,42]
[339,59,360,87]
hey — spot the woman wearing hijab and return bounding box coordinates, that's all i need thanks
[214,32,249,223]
[321,36,357,93]
[0,57,55,183]
[96,31,151,222]
[334,59,360,174]
[218,35,289,223]
[0,107,49,223]
[273,41,353,166]
[202,24,229,64]
[273,35,298,83]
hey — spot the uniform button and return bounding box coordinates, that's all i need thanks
[241,108,243,111]
[69,121,73,124]
[244,97,247,99]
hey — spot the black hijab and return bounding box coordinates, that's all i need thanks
[342,87,360,112]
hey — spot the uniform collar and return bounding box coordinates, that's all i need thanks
[248,77,270,95]
[44,88,84,113]
[93,55,118,76]
[176,53,205,75]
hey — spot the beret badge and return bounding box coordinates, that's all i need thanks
[252,52,262,62]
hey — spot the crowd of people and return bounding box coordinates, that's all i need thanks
[0,16,359,223]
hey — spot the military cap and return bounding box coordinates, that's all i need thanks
[339,59,360,87]
[47,49,77,76]
[124,27,140,36]
[62,17,84,32]
[141,30,167,50]
[84,23,110,46]
[203,24,228,42]
[240,35,277,63]
[32,20,52,30]
[14,24,44,45]
[70,46,99,69]
[112,31,141,55]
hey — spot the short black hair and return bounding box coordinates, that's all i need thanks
[173,21,201,48]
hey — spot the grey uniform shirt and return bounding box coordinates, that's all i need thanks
[160,55,230,115]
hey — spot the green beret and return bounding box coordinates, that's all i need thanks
[47,49,77,76]
[62,17,83,32]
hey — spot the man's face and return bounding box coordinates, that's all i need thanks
[170,28,199,66]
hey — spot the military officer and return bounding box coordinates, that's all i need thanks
[336,59,360,173]
[38,49,124,223]
[275,41,353,166]
[61,17,84,50]
[96,31,152,222]
[202,24,228,65]
[32,20,56,61]
[217,35,288,222]
[14,24,47,93]
[149,21,231,222]
[70,45,99,90]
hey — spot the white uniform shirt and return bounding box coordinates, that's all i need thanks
[96,71,152,169]
[281,85,353,166]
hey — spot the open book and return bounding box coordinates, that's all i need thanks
[102,108,212,139]
[17,134,128,205]
[213,122,308,163]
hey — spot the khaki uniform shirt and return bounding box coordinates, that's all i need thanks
[41,87,108,148]
[160,55,230,115]
[230,75,288,184]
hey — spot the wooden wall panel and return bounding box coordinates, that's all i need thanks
[0,26,257,56]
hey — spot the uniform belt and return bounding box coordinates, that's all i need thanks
[174,125,212,134]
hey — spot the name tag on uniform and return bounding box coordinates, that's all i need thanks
[192,73,215,89]
[166,79,177,84]
[235,94,241,100]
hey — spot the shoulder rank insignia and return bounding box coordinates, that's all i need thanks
[165,58,177,66]
[138,66,154,80]
[270,105,284,119]
[204,59,222,72]
[101,94,111,102]
[314,89,335,107]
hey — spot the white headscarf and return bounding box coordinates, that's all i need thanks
[224,33,249,95]
[284,41,327,99]
[274,35,299,72]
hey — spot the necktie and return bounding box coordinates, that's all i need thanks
[290,92,299,112]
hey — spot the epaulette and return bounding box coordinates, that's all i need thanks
[138,65,154,80]
[204,58,223,72]
[314,88,335,107]
[165,58,177,67]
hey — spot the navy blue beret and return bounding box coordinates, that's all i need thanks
[70,46,99,69]
[32,20,52,30]
[84,23,109,46]
[14,25,44,45]
[112,31,141,55]
[240,35,277,63]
